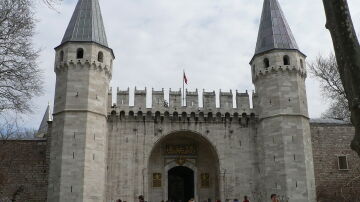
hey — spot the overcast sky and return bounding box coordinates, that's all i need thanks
[25,0,360,129]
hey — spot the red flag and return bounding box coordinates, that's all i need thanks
[183,72,188,85]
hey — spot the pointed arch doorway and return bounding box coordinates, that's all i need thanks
[148,131,220,202]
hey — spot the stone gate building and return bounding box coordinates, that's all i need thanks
[45,0,317,201]
[1,0,358,202]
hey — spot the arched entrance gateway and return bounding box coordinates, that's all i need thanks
[148,131,220,202]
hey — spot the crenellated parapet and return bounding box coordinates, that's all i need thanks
[251,50,307,82]
[54,59,112,79]
[108,88,256,121]
[54,42,114,79]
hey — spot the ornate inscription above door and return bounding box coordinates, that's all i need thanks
[165,144,197,156]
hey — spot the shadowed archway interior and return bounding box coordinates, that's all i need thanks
[147,131,220,201]
[168,166,194,202]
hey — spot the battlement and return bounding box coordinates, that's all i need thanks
[253,64,307,81]
[109,88,255,117]
[55,59,112,79]
[250,50,307,82]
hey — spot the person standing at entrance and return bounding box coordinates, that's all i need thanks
[243,196,249,202]
[271,194,279,202]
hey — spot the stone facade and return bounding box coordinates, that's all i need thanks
[46,0,318,200]
[1,123,359,202]
[0,140,48,202]
[2,0,360,202]
[250,49,315,202]
[47,42,114,202]
[106,94,256,201]
[311,121,360,201]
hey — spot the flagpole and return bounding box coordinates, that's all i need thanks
[183,70,185,106]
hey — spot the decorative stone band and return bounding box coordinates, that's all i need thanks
[259,113,310,121]
[253,64,307,82]
[54,59,112,79]
[53,109,108,118]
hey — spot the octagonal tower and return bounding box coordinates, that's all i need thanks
[47,0,114,201]
[250,0,316,201]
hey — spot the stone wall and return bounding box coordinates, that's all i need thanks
[0,140,48,202]
[1,120,360,202]
[251,49,315,202]
[310,121,360,202]
[106,112,258,202]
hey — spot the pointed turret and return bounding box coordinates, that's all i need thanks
[249,1,316,201]
[61,0,108,47]
[36,103,52,138]
[254,0,299,55]
[48,1,114,201]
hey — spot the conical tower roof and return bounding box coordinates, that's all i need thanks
[61,0,108,47]
[36,103,52,138]
[254,0,299,55]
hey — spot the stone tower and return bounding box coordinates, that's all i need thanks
[47,0,114,201]
[250,0,316,201]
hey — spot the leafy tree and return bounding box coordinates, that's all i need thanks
[322,0,360,156]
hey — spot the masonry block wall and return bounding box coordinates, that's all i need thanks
[47,42,114,202]
[1,121,360,202]
[0,140,48,202]
[106,110,257,202]
[251,50,316,202]
[311,121,360,201]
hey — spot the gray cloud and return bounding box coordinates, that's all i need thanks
[26,0,360,129]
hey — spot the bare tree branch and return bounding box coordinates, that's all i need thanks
[0,0,44,114]
[308,54,351,121]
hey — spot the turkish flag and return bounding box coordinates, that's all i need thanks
[184,72,188,85]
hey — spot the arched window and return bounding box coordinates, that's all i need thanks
[263,58,270,68]
[76,48,84,59]
[283,55,290,65]
[300,59,304,68]
[98,51,104,62]
[59,51,64,61]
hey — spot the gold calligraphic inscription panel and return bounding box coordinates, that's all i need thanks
[153,173,162,187]
[201,173,210,188]
[165,144,197,156]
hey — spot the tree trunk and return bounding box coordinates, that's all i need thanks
[322,0,360,156]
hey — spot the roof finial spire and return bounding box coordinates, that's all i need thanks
[60,0,108,47]
[254,0,299,55]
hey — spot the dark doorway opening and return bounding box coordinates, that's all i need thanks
[168,166,194,202]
